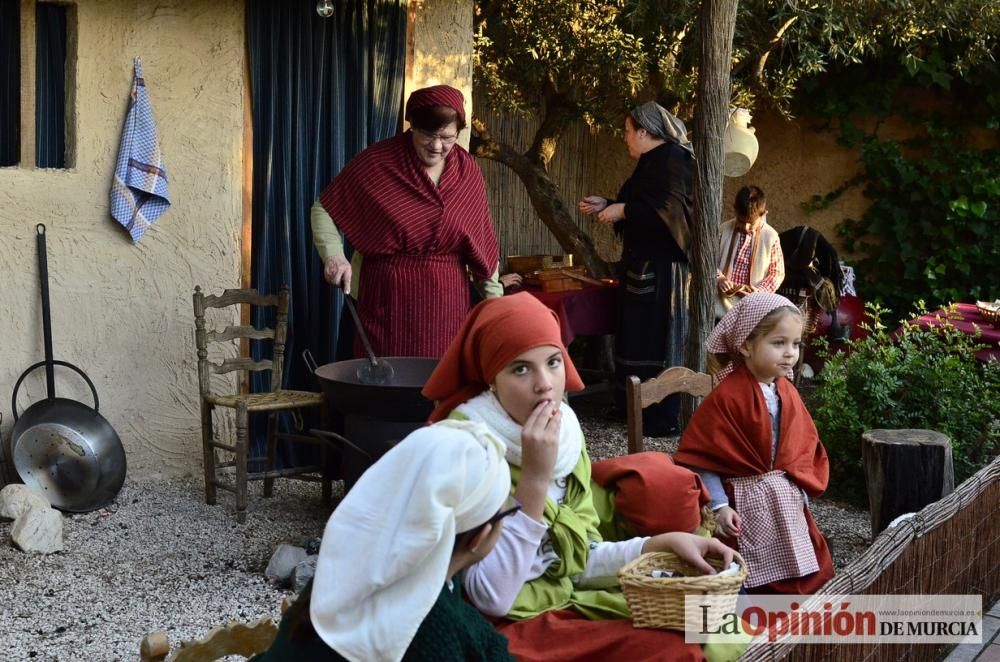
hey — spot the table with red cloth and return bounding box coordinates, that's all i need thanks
[907,303,1000,362]
[524,284,617,347]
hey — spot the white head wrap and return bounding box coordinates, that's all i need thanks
[310,419,511,662]
[630,101,694,155]
[707,292,799,381]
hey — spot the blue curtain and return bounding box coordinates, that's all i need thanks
[35,2,66,168]
[0,0,20,166]
[246,0,407,464]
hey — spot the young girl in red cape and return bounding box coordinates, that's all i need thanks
[674,293,835,594]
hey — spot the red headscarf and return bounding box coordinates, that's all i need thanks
[422,292,584,422]
[404,84,466,122]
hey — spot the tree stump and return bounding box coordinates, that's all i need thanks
[862,429,954,536]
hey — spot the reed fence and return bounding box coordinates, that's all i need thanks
[741,456,1000,661]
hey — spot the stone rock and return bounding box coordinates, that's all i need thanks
[265,544,307,586]
[11,507,63,554]
[292,555,318,593]
[300,536,322,556]
[0,484,51,520]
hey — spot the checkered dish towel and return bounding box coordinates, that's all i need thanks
[728,470,819,588]
[110,58,171,242]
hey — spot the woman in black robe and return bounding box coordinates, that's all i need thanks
[579,102,695,435]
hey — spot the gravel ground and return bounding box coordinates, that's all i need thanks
[0,399,871,660]
[0,475,335,661]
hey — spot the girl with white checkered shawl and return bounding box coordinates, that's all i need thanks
[674,294,835,594]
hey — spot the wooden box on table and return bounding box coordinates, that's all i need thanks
[507,254,574,275]
[524,266,589,292]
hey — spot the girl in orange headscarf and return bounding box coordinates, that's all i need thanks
[423,292,738,662]
[674,293,834,595]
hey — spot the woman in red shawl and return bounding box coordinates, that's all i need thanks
[421,292,740,662]
[674,293,835,595]
[311,85,501,357]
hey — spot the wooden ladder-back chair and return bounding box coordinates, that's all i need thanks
[625,366,715,454]
[193,286,330,522]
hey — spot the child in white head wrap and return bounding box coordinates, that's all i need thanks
[253,419,514,662]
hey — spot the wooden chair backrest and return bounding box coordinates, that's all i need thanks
[140,618,278,662]
[625,366,716,454]
[192,286,289,397]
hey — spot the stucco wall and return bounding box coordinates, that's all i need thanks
[719,110,868,248]
[0,0,244,476]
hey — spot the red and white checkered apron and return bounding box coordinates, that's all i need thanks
[727,470,819,588]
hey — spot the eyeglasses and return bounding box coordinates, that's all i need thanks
[414,128,459,146]
[485,495,522,527]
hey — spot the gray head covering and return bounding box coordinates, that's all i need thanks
[630,102,694,155]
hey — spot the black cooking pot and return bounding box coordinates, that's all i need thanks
[313,357,437,490]
[314,357,438,421]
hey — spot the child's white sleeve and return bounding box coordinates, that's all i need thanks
[573,537,648,589]
[462,511,549,617]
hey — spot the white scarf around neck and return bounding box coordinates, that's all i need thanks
[456,391,583,481]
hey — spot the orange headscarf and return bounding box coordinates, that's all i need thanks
[422,292,584,422]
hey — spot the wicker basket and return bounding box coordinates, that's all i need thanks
[619,551,746,631]
[976,301,1000,328]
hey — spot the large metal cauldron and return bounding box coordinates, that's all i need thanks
[313,357,438,488]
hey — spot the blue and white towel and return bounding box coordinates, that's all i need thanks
[110,58,171,243]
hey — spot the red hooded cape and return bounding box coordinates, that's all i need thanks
[591,452,710,535]
[674,363,828,496]
[674,363,833,594]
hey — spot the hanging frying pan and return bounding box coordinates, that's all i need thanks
[9,224,126,512]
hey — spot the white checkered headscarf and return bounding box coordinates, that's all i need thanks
[707,292,799,381]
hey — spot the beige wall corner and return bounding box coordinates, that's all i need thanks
[405,0,474,148]
[0,0,245,476]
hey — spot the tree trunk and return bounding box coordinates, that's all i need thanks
[471,118,611,278]
[686,0,738,379]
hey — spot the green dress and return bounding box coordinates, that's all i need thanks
[251,577,514,662]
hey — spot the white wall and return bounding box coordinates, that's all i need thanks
[0,0,245,475]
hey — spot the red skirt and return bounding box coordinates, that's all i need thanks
[356,253,469,358]
[495,610,705,662]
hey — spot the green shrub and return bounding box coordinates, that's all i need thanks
[796,52,1000,325]
[835,132,1000,322]
[809,303,1000,506]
